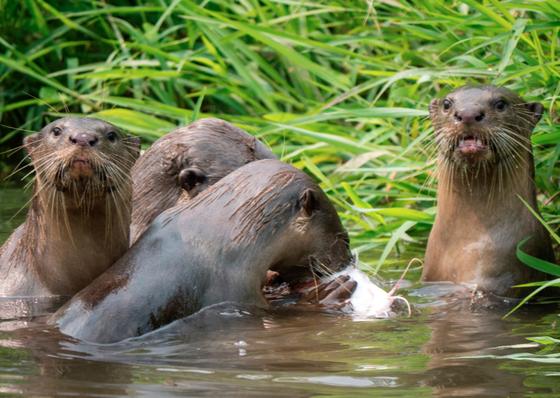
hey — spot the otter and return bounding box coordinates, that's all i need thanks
[422,85,555,296]
[50,159,353,343]
[0,117,140,297]
[130,118,275,243]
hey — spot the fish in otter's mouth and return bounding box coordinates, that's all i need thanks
[265,257,411,319]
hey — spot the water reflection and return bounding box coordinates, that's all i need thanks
[0,324,133,396]
[0,283,556,396]
[414,283,557,397]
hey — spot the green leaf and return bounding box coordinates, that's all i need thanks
[271,123,376,154]
[527,336,560,345]
[191,87,207,123]
[360,207,434,222]
[375,221,416,273]
[516,237,560,277]
[76,69,181,80]
[92,109,175,138]
[496,19,527,75]
[517,195,560,244]
[504,278,560,318]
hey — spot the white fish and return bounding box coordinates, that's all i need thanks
[325,266,411,320]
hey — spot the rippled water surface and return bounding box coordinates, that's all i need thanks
[0,186,559,397]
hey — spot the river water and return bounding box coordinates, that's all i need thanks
[0,186,558,397]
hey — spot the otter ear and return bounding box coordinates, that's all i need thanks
[429,99,439,120]
[126,135,141,160]
[299,188,320,217]
[178,167,207,194]
[23,133,41,157]
[525,102,544,125]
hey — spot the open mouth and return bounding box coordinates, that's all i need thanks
[264,254,355,304]
[456,135,487,155]
[264,265,410,319]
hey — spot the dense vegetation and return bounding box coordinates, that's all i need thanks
[0,0,558,276]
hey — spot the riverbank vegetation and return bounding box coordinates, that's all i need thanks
[0,0,558,276]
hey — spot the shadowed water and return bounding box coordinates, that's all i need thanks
[0,186,559,397]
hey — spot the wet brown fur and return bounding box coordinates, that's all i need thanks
[0,117,140,297]
[422,85,554,297]
[130,118,274,243]
[51,159,352,343]
[166,168,299,245]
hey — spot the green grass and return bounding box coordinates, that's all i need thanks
[0,0,558,275]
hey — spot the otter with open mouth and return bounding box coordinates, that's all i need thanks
[422,85,555,297]
[0,117,140,297]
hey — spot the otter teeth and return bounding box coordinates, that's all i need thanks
[460,136,482,145]
[458,136,486,153]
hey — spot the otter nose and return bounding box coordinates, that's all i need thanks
[69,132,99,147]
[454,108,485,124]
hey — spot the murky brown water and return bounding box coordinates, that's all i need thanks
[0,186,559,397]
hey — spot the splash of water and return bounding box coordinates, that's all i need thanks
[325,266,411,320]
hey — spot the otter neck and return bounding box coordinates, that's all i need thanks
[436,157,537,218]
[27,186,131,296]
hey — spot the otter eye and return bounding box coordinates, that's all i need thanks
[494,100,507,112]
[106,131,118,142]
[52,127,62,137]
[442,99,452,111]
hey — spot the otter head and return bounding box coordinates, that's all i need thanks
[430,85,543,169]
[24,117,140,208]
[131,118,275,243]
[264,173,353,283]
[167,119,274,199]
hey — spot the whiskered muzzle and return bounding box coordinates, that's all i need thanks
[27,144,135,240]
[433,123,534,200]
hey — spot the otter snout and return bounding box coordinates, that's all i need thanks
[69,132,99,147]
[453,107,485,124]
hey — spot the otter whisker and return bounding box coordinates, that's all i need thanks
[311,257,336,279]
[0,124,40,136]
[5,156,35,181]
